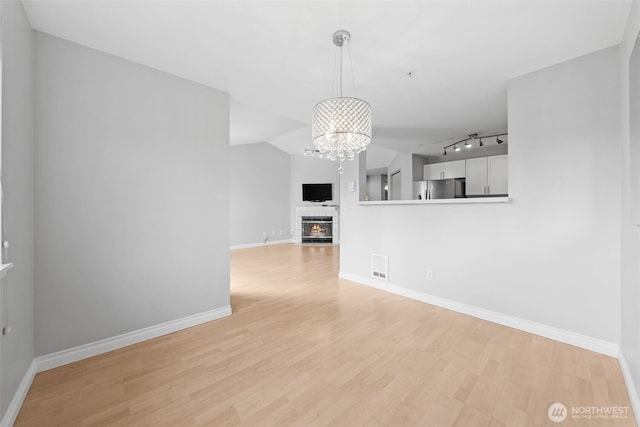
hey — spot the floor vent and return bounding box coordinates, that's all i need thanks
[371,254,389,280]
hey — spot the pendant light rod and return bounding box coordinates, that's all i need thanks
[338,42,342,97]
[333,30,350,97]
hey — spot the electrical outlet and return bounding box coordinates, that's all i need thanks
[426,270,434,281]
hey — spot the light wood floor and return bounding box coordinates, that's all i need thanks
[15,244,636,426]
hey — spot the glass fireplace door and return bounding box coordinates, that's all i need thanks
[301,216,333,244]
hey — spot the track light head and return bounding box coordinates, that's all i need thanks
[454,145,461,152]
[479,138,484,147]
[464,140,472,148]
[497,136,503,144]
[443,149,447,156]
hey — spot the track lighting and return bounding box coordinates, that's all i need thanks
[442,132,507,154]
[443,149,447,156]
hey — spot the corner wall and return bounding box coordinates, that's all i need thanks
[386,151,413,200]
[0,0,35,418]
[230,143,291,247]
[34,33,230,356]
[340,46,621,347]
[620,0,640,415]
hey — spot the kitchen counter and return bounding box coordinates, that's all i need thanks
[360,197,510,205]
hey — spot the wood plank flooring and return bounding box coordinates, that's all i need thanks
[15,244,636,426]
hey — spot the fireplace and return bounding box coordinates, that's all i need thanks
[301,216,333,244]
[295,206,338,244]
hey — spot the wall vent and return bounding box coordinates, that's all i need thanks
[371,254,389,280]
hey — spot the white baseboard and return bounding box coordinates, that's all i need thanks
[0,360,36,427]
[230,239,293,250]
[0,307,231,425]
[35,305,231,372]
[0,306,231,426]
[619,349,640,422]
[338,271,619,357]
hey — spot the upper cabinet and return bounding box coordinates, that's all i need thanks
[465,155,508,196]
[488,155,508,195]
[444,160,466,179]
[465,158,487,195]
[423,163,443,180]
[423,160,466,180]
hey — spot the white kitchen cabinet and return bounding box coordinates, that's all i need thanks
[423,163,443,180]
[423,160,465,180]
[488,155,508,195]
[443,160,466,179]
[465,155,508,196]
[465,158,487,195]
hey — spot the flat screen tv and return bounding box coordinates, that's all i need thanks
[302,183,333,202]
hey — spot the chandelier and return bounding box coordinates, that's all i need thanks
[312,30,372,174]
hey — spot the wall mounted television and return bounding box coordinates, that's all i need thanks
[302,183,333,202]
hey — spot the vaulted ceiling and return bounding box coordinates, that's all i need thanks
[22,0,631,156]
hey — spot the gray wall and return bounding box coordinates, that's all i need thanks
[620,1,640,412]
[230,143,291,246]
[386,152,412,200]
[411,155,427,181]
[34,33,230,356]
[0,0,35,417]
[366,174,383,201]
[340,46,621,344]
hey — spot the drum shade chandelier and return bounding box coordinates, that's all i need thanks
[312,30,372,174]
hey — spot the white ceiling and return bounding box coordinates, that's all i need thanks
[229,98,306,146]
[22,0,631,157]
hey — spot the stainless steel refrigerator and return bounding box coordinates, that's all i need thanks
[425,178,465,199]
[412,181,428,200]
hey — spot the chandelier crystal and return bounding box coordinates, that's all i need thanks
[311,30,372,174]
